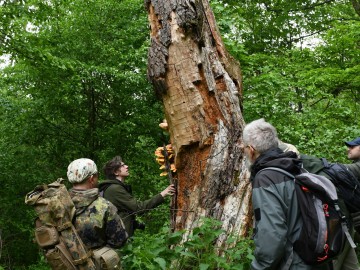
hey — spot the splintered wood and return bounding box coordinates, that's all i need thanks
[146,0,252,242]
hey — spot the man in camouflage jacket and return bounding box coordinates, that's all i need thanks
[67,158,128,250]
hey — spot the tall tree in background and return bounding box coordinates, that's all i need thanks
[351,0,360,16]
[146,0,252,242]
[1,0,360,268]
[0,0,166,267]
[212,0,360,160]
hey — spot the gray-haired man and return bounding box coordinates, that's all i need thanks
[243,118,331,270]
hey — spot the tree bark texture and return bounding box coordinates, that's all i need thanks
[145,0,252,243]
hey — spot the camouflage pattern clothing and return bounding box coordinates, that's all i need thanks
[69,188,128,250]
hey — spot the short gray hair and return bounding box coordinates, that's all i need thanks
[242,118,278,154]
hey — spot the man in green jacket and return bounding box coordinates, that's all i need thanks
[98,156,176,237]
[278,138,360,270]
[333,137,360,270]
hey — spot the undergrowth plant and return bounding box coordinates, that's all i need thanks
[121,217,254,270]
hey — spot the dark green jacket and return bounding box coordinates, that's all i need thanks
[343,159,360,180]
[299,155,360,180]
[98,179,164,237]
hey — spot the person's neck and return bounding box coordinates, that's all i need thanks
[72,183,92,190]
[116,177,124,182]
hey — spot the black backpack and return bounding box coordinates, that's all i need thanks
[301,154,360,213]
[260,167,356,265]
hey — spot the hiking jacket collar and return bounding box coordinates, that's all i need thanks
[250,147,302,181]
[99,179,132,194]
[69,188,98,216]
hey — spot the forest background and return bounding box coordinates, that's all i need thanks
[0,0,359,269]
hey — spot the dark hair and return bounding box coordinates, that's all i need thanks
[103,156,123,180]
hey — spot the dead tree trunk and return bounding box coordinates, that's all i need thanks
[145,0,252,243]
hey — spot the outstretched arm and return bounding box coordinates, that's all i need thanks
[160,184,176,197]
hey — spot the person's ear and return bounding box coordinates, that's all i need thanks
[89,174,97,186]
[88,175,94,184]
[248,145,257,162]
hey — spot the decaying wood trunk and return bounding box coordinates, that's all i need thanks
[145,0,252,244]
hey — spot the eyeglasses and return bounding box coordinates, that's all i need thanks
[243,145,256,152]
[116,163,126,170]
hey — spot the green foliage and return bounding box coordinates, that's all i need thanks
[0,0,165,268]
[211,0,360,160]
[121,218,254,270]
[27,256,51,270]
[1,0,360,268]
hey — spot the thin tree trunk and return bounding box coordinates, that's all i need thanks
[351,0,360,17]
[145,0,252,243]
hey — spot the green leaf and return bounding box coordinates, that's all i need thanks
[199,263,210,270]
[180,251,197,259]
[154,257,166,270]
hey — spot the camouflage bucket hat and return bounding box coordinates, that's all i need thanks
[67,158,98,184]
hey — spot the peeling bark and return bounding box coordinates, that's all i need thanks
[146,0,252,243]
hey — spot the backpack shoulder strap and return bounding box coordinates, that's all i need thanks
[99,183,112,197]
[258,167,295,179]
[320,157,330,168]
[300,155,324,174]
